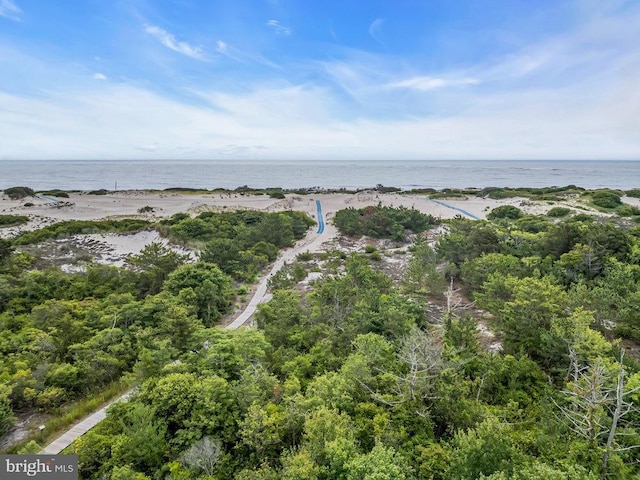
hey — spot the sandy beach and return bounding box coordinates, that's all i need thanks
[0,189,579,227]
[0,189,611,263]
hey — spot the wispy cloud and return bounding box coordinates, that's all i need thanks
[0,0,21,21]
[93,72,107,80]
[368,18,384,44]
[214,39,279,68]
[215,40,243,62]
[388,76,480,91]
[144,25,206,60]
[266,19,291,36]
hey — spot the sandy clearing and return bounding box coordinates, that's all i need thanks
[1,189,594,238]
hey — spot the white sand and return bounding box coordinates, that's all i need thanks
[0,189,608,258]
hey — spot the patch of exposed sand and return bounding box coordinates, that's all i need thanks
[2,189,604,240]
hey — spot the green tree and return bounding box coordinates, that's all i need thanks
[402,242,446,297]
[0,239,14,263]
[280,447,322,480]
[110,403,168,475]
[164,262,234,325]
[345,443,413,480]
[129,242,188,294]
[303,407,358,476]
[200,238,241,275]
[0,383,15,436]
[460,253,526,295]
[476,276,567,362]
[137,372,235,449]
[447,417,524,479]
[240,402,288,460]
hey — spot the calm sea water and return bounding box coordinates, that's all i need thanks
[1,160,638,191]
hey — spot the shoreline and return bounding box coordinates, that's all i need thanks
[2,159,640,192]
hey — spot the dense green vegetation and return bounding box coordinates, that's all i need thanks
[334,204,437,240]
[0,209,313,453]
[160,209,314,281]
[1,202,639,479]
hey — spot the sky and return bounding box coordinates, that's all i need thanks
[0,0,639,161]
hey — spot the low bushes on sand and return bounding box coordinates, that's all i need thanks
[0,214,29,227]
[547,207,572,218]
[487,205,523,220]
[4,186,35,199]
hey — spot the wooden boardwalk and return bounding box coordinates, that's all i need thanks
[41,390,134,454]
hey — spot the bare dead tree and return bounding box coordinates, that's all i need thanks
[555,357,610,444]
[601,350,640,480]
[555,349,640,480]
[360,328,446,415]
[180,436,223,476]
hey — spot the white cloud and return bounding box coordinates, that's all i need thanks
[92,72,107,80]
[1,73,638,161]
[144,25,206,60]
[266,19,291,36]
[1,2,639,161]
[388,76,480,91]
[0,0,21,21]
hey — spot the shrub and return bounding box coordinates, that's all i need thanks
[568,213,595,223]
[88,189,108,195]
[515,216,549,233]
[0,214,29,227]
[616,204,640,217]
[13,219,151,245]
[624,189,640,198]
[487,205,523,220]
[268,191,286,199]
[591,191,622,209]
[364,245,377,254]
[547,207,572,218]
[0,385,14,436]
[39,190,70,198]
[296,251,313,261]
[334,205,436,240]
[4,186,35,199]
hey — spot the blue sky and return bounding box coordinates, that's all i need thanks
[1,0,639,160]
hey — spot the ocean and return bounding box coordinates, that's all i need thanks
[1,159,638,191]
